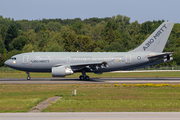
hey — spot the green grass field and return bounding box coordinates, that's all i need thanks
[1,71,180,78]
[0,84,180,112]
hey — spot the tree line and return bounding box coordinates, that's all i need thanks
[0,15,180,67]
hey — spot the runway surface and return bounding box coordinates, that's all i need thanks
[1,112,180,120]
[1,77,180,84]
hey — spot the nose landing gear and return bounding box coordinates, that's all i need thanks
[26,72,31,80]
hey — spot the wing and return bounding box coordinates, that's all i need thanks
[53,61,108,67]
[53,60,110,72]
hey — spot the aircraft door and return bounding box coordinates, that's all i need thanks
[23,55,29,64]
[126,54,131,64]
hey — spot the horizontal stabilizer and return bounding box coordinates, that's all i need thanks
[148,52,173,60]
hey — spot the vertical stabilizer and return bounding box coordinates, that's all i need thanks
[132,22,174,52]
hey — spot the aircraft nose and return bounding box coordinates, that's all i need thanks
[4,60,11,66]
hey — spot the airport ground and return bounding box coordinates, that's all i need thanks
[1,71,180,119]
[0,82,180,112]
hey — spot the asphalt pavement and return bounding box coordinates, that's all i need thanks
[1,112,180,120]
[0,77,180,84]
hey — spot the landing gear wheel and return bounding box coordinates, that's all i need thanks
[79,75,90,80]
[80,69,90,80]
[79,75,84,80]
[27,76,31,80]
[85,76,89,80]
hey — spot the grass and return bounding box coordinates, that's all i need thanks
[0,84,180,112]
[1,71,180,78]
[0,84,48,112]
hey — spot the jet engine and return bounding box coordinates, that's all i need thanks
[52,66,74,77]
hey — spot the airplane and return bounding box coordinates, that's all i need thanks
[4,22,174,80]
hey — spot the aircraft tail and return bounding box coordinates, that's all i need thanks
[132,22,174,52]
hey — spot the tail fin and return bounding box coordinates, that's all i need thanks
[132,22,174,52]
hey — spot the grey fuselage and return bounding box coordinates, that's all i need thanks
[5,51,159,73]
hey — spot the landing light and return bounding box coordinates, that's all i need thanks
[13,61,16,64]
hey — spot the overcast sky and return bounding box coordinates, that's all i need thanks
[0,0,179,23]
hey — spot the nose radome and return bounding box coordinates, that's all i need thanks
[4,60,10,66]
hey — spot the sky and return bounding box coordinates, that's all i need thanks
[0,0,179,23]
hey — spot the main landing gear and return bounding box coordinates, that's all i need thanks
[79,75,89,80]
[79,70,90,80]
[26,72,31,80]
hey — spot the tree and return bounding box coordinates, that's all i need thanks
[79,35,91,52]
[103,15,130,44]
[0,35,5,54]
[175,37,180,47]
[166,23,180,51]
[0,16,11,27]
[23,29,37,45]
[9,36,27,51]
[46,22,61,32]
[105,28,116,44]
[0,25,7,42]
[0,55,5,67]
[71,21,84,34]
[45,42,64,52]
[117,32,132,50]
[173,48,180,65]
[22,44,38,53]
[37,29,50,51]
[129,20,140,36]
[19,20,31,31]
[4,24,18,51]
[105,15,130,33]
[50,32,64,46]
[30,20,40,30]
[64,33,77,52]
[104,42,126,52]
[90,22,105,42]
[140,21,152,35]
[94,47,103,52]
[81,24,92,36]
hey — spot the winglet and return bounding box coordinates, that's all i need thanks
[131,22,174,52]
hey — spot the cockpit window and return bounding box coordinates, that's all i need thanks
[10,57,16,60]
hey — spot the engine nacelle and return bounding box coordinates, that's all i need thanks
[52,66,74,77]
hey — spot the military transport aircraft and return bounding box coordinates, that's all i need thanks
[4,22,174,80]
